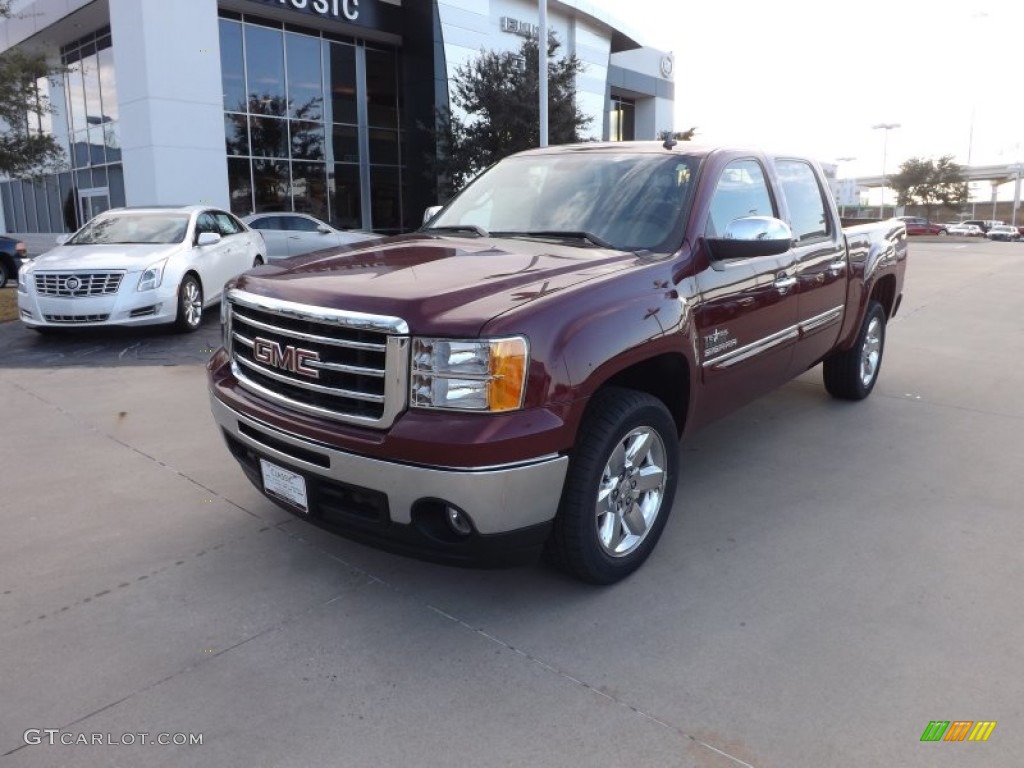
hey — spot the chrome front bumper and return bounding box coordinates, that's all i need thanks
[211,396,569,535]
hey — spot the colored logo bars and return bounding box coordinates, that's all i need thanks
[920,721,997,742]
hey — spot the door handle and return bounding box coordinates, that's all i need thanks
[774,275,797,293]
[828,259,846,275]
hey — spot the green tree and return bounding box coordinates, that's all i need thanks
[889,155,968,220]
[659,127,697,142]
[0,1,67,176]
[431,34,591,197]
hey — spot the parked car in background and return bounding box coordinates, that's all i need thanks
[986,225,1020,241]
[242,213,381,260]
[961,219,999,233]
[17,206,266,333]
[948,223,986,237]
[897,216,947,236]
[0,235,28,289]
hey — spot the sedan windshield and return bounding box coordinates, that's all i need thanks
[426,152,699,252]
[69,213,190,245]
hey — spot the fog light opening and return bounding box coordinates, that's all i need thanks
[446,505,473,536]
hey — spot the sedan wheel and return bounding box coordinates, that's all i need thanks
[174,274,204,333]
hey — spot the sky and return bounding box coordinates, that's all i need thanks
[586,0,1024,198]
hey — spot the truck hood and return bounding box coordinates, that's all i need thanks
[28,243,180,272]
[233,234,640,335]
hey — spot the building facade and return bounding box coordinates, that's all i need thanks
[0,0,673,235]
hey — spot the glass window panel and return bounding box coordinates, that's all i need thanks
[370,165,401,231]
[249,116,288,158]
[46,176,62,232]
[89,129,106,166]
[74,169,93,192]
[35,76,54,135]
[368,128,399,165]
[328,42,357,125]
[365,48,398,128]
[12,181,28,232]
[332,124,359,163]
[82,53,103,128]
[92,167,108,190]
[245,25,285,108]
[252,159,289,212]
[706,159,776,239]
[219,20,246,113]
[290,161,328,219]
[58,172,77,231]
[104,122,121,162]
[775,158,831,242]
[66,62,86,135]
[285,32,323,121]
[225,114,249,156]
[34,180,51,232]
[228,157,253,217]
[107,165,125,208]
[1,182,14,231]
[283,215,320,232]
[330,164,361,229]
[72,131,90,168]
[290,120,324,161]
[97,47,118,121]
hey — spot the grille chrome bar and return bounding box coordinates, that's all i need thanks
[232,332,384,377]
[232,310,387,352]
[234,354,386,403]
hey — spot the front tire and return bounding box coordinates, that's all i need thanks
[823,300,886,400]
[546,388,679,584]
[174,274,203,333]
[0,260,10,289]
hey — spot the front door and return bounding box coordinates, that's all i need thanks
[79,188,111,226]
[691,158,800,429]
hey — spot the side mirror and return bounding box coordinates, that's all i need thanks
[422,205,442,225]
[706,216,793,260]
[197,232,221,246]
[317,225,332,234]
[56,234,71,245]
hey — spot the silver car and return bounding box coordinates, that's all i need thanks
[242,213,381,260]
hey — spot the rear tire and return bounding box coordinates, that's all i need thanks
[174,274,203,333]
[545,387,679,584]
[823,300,886,400]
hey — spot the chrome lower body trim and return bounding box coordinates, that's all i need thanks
[702,305,846,369]
[211,396,569,534]
[800,305,844,334]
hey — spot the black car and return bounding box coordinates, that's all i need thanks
[0,235,28,289]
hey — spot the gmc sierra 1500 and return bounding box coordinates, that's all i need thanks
[208,141,906,583]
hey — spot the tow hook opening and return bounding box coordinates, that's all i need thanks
[412,499,475,543]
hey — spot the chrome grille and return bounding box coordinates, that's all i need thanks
[44,313,110,323]
[35,271,124,297]
[227,289,409,428]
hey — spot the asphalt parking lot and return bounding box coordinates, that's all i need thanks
[1,239,1022,767]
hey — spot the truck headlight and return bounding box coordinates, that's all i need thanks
[411,336,528,412]
[137,258,167,292]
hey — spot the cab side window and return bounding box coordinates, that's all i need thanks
[705,160,775,239]
[775,159,831,243]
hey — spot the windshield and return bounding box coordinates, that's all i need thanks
[68,213,190,245]
[426,152,699,252]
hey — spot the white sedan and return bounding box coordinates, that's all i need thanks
[242,212,381,260]
[17,206,266,333]
[947,223,985,237]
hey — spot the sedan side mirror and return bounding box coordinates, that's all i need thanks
[423,205,442,225]
[705,216,793,260]
[197,232,221,247]
[317,225,332,234]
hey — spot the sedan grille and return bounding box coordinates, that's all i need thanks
[35,272,124,297]
[227,290,409,428]
[43,313,110,323]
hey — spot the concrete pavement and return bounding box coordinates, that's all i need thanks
[1,239,1022,767]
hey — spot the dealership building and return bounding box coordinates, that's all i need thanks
[0,0,674,236]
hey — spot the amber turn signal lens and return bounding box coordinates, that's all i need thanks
[487,337,528,412]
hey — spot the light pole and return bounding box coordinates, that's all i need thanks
[872,123,900,219]
[538,0,548,148]
[835,156,856,218]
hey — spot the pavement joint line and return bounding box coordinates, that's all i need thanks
[4,377,759,765]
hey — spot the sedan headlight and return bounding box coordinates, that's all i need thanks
[137,258,167,292]
[411,336,528,412]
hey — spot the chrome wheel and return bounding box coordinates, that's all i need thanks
[182,280,202,328]
[595,426,668,557]
[859,315,883,388]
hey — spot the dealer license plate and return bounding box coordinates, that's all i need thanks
[260,459,309,513]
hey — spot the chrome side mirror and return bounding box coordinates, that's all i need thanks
[422,205,442,225]
[706,216,793,260]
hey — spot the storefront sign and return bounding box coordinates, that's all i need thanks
[500,16,538,39]
[245,0,389,28]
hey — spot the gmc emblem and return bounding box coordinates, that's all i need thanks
[253,338,320,379]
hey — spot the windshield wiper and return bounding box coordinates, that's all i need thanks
[491,230,616,249]
[423,224,490,238]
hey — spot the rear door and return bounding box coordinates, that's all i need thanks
[282,215,330,257]
[693,157,800,425]
[773,158,848,371]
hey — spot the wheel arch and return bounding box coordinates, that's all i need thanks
[588,352,691,437]
[870,273,898,319]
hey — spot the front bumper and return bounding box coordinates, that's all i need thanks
[17,280,177,328]
[211,395,569,565]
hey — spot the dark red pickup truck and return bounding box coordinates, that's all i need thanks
[208,142,906,583]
